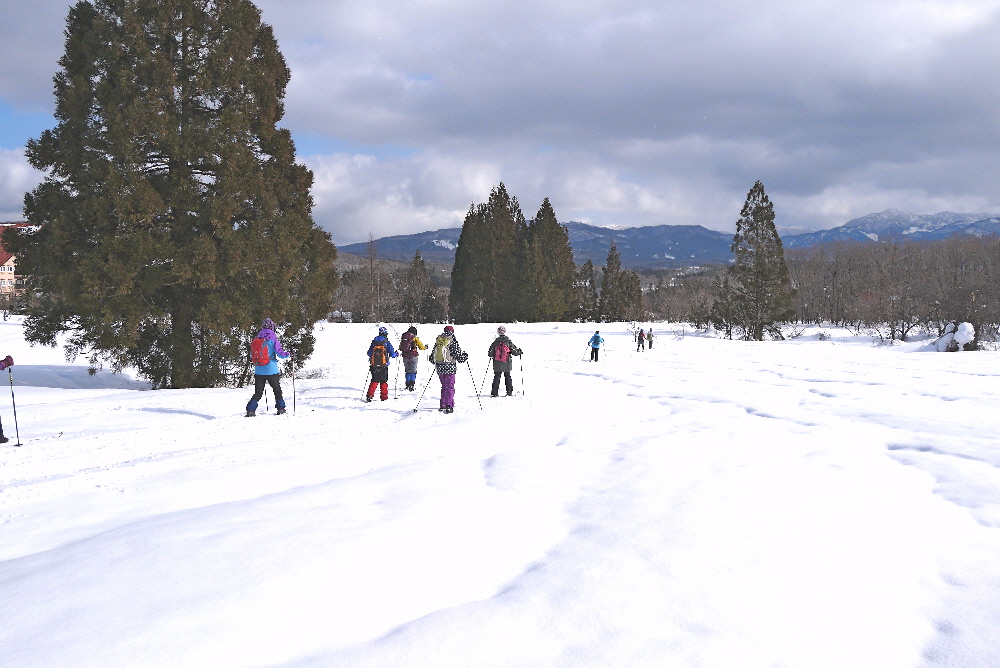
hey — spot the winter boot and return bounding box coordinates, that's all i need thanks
[245,410,255,418]
[277,407,287,415]
[0,434,8,444]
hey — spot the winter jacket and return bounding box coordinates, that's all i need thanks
[399,332,427,359]
[429,332,468,375]
[253,329,289,376]
[588,334,604,348]
[487,335,522,372]
[366,336,398,367]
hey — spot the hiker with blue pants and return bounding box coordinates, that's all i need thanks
[246,317,291,417]
[588,331,604,362]
[487,325,523,397]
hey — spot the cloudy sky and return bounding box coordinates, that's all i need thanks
[2,0,1000,244]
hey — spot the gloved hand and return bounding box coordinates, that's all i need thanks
[0,355,12,371]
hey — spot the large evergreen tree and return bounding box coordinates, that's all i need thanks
[574,260,599,322]
[4,0,338,388]
[597,241,642,322]
[522,198,575,321]
[449,183,526,323]
[716,181,794,340]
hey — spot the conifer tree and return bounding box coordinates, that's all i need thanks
[449,183,526,323]
[597,241,642,322]
[599,241,624,321]
[522,198,575,321]
[5,0,338,387]
[716,181,795,340]
[574,260,599,321]
[400,250,432,323]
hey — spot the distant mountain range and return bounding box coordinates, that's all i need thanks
[781,210,1000,247]
[341,209,1000,270]
[340,222,735,270]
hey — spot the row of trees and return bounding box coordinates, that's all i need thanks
[787,236,1000,344]
[449,183,642,324]
[335,248,447,324]
[644,181,1000,346]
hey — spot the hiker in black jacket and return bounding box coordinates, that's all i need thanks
[487,326,523,397]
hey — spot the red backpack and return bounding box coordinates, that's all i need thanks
[251,338,270,366]
[494,341,510,363]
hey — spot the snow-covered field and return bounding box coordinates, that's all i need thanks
[2,318,1000,667]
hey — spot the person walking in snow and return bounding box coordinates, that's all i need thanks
[0,355,13,443]
[487,325,522,397]
[429,325,468,413]
[647,329,654,349]
[398,326,427,391]
[588,331,604,362]
[366,326,399,402]
[246,318,291,417]
[636,329,646,352]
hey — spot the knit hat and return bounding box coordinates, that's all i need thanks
[497,326,506,335]
[407,326,417,335]
[444,325,454,333]
[378,326,388,336]
[262,318,276,331]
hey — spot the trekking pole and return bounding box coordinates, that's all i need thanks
[291,358,296,415]
[479,364,490,396]
[412,373,435,413]
[264,385,269,412]
[467,362,483,411]
[8,369,21,447]
[520,354,525,397]
[361,368,370,401]
[394,361,400,399]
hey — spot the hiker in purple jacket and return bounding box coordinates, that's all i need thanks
[0,354,12,443]
[487,326,523,397]
[246,318,291,417]
[428,325,469,414]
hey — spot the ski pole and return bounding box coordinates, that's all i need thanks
[291,357,296,415]
[479,364,490,396]
[413,373,435,412]
[361,368,370,401]
[264,385,269,412]
[467,362,483,411]
[394,360,400,399]
[520,354,525,397]
[8,369,21,447]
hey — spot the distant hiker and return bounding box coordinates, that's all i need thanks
[0,355,12,443]
[399,326,427,391]
[366,326,399,402]
[588,331,604,362]
[487,325,523,397]
[647,329,654,349]
[429,325,468,413]
[246,318,291,417]
[636,329,646,352]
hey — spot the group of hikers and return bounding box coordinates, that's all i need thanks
[244,319,657,415]
[244,319,524,415]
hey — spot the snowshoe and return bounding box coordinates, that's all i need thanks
[245,411,256,418]
[277,408,286,415]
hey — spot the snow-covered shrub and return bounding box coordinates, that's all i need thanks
[935,322,975,352]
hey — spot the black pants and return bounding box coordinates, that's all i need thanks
[491,370,513,396]
[248,374,284,411]
[590,347,599,361]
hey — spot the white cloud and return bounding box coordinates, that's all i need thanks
[0,149,43,221]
